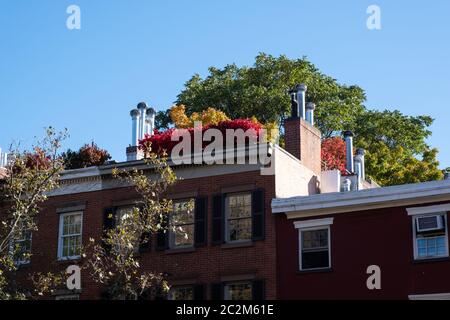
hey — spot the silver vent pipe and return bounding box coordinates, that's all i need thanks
[354,148,366,183]
[146,107,156,136]
[305,102,315,125]
[295,84,307,119]
[343,131,354,173]
[137,102,147,140]
[130,109,140,146]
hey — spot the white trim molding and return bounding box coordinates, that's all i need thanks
[294,217,334,229]
[408,292,450,300]
[407,203,450,216]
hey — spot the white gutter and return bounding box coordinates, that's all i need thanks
[272,179,450,219]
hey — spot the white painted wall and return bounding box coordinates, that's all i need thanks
[273,145,318,198]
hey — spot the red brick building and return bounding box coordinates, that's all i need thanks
[12,85,325,300]
[9,84,449,300]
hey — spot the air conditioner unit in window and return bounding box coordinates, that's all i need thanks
[416,215,445,233]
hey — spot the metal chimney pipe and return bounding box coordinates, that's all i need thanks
[289,90,299,118]
[146,107,156,136]
[342,177,352,192]
[343,131,354,173]
[355,148,366,182]
[295,84,307,119]
[305,102,316,125]
[137,102,147,140]
[130,109,140,146]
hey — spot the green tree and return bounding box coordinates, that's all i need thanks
[175,53,443,186]
[176,53,366,137]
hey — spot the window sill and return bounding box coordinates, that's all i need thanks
[412,256,450,264]
[297,267,333,275]
[221,241,254,249]
[165,247,196,255]
[15,262,31,269]
[56,257,81,264]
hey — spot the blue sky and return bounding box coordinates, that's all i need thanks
[0,1,449,167]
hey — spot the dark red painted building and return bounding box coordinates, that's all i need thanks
[273,180,450,300]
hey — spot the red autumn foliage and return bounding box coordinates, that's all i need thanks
[25,148,52,170]
[139,119,262,155]
[62,142,111,169]
[321,137,347,174]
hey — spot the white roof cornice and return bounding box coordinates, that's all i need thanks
[272,179,450,219]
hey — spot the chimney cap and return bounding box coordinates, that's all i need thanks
[137,102,148,110]
[294,83,307,92]
[130,109,140,117]
[356,148,366,155]
[306,102,316,110]
[343,130,354,138]
[146,107,156,116]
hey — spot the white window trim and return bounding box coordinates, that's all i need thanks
[225,193,252,244]
[407,203,450,216]
[408,292,450,300]
[411,212,449,261]
[294,217,334,229]
[58,211,83,260]
[294,218,333,271]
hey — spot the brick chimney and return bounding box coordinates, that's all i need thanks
[284,84,322,174]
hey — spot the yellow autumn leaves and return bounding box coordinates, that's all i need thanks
[168,105,279,143]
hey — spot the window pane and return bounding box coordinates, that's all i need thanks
[418,247,427,257]
[302,250,329,270]
[228,218,251,241]
[174,224,194,247]
[172,201,195,224]
[227,194,251,219]
[226,283,252,300]
[416,236,447,258]
[302,229,328,249]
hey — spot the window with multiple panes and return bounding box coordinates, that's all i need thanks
[225,193,252,242]
[10,222,32,265]
[413,213,448,260]
[58,212,83,260]
[295,218,333,271]
[170,200,195,248]
[169,286,194,300]
[300,228,330,270]
[224,282,252,300]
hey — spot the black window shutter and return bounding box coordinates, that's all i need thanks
[251,189,265,241]
[194,197,208,247]
[156,214,169,251]
[252,279,265,300]
[102,207,117,251]
[212,194,224,245]
[211,282,224,300]
[138,231,152,253]
[103,207,117,230]
[193,284,205,300]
